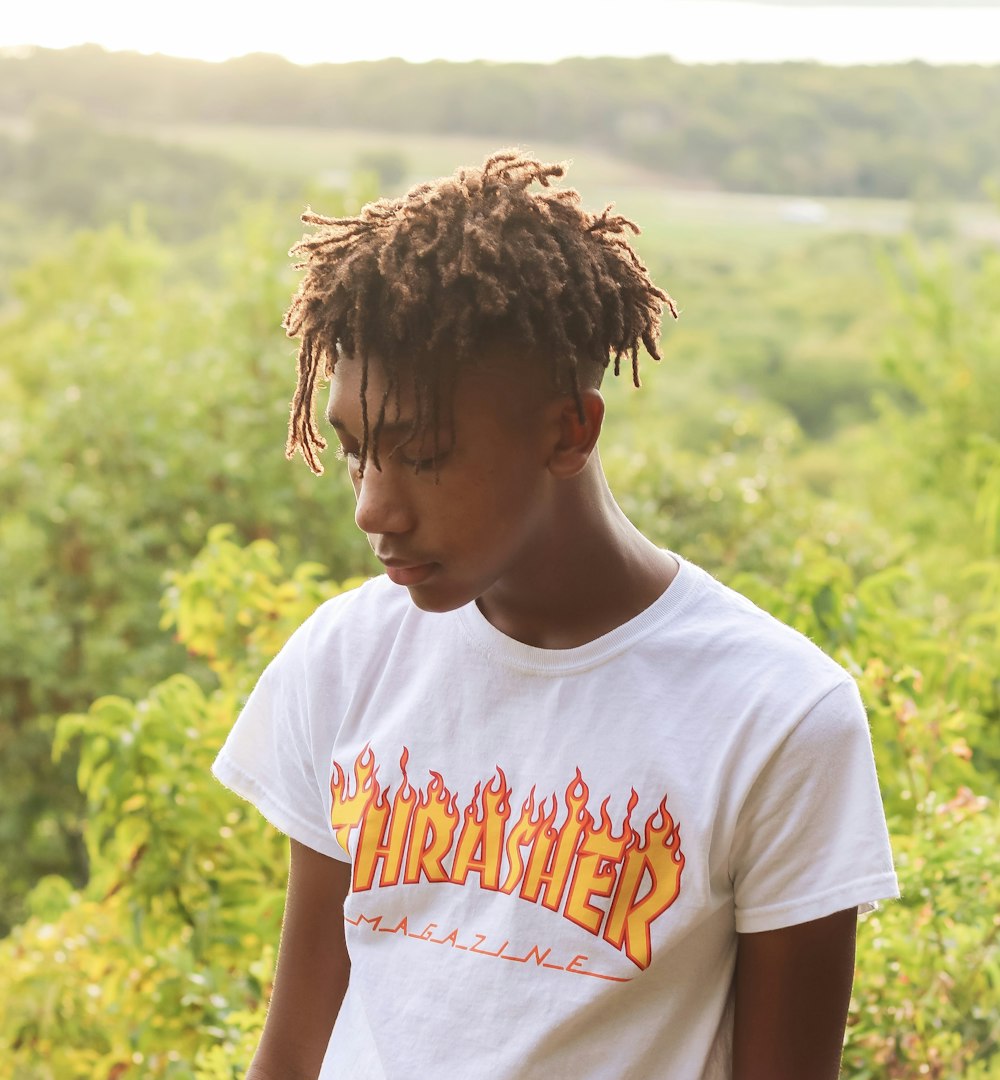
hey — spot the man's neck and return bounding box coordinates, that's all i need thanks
[475,459,678,649]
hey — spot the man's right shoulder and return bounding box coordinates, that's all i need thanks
[297,573,411,652]
[260,574,412,692]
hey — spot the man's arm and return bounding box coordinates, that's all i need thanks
[247,839,353,1080]
[732,907,858,1080]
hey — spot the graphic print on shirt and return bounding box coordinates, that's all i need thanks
[329,746,684,971]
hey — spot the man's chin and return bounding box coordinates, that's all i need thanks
[399,578,473,615]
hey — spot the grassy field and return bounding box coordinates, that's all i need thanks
[2,107,995,250]
[143,122,662,199]
[144,120,1000,247]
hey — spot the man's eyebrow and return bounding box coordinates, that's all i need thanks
[325,411,416,438]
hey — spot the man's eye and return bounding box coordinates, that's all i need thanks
[390,440,445,472]
[397,453,439,471]
[335,446,360,464]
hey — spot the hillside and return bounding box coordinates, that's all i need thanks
[2,46,999,199]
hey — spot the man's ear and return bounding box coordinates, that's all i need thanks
[547,389,605,479]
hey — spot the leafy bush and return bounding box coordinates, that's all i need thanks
[0,529,349,1078]
[0,205,371,931]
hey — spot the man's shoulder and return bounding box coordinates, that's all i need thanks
[305,573,410,641]
[261,574,416,689]
[675,557,850,687]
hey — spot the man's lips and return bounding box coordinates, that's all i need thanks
[379,558,437,587]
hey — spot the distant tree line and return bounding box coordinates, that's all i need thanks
[0,102,285,240]
[1,45,998,199]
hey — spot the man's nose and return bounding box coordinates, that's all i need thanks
[353,463,414,536]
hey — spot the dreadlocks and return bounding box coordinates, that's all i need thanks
[282,149,678,476]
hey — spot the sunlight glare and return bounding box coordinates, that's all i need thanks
[3,0,1000,65]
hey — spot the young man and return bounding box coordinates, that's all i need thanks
[212,150,898,1079]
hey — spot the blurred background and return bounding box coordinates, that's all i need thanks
[1,2,999,1076]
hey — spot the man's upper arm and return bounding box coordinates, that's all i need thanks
[248,839,353,1080]
[733,908,858,1080]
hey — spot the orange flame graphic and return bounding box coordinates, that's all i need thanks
[603,795,684,969]
[501,787,559,896]
[329,744,379,855]
[564,792,636,936]
[354,749,418,889]
[403,770,461,884]
[521,769,593,911]
[452,768,512,889]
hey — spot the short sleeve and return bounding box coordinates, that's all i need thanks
[211,620,347,862]
[730,677,899,934]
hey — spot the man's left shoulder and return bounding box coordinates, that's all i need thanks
[679,558,852,690]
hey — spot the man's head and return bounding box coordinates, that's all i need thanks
[322,346,610,611]
[282,149,677,477]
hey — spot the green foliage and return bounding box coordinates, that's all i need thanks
[604,402,901,584]
[870,237,1000,558]
[160,523,366,699]
[0,204,372,932]
[355,147,409,191]
[848,662,1000,1077]
[0,532,345,1079]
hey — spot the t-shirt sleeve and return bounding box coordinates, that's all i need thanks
[211,621,347,862]
[730,677,900,934]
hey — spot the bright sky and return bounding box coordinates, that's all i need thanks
[3,1,1000,66]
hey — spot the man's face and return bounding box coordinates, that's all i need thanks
[325,354,561,613]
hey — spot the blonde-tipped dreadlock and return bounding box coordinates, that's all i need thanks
[283,149,678,476]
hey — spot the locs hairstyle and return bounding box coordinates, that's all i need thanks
[283,149,678,476]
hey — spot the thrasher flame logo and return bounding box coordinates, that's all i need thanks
[330,747,684,970]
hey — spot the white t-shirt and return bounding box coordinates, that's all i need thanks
[212,553,899,1080]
